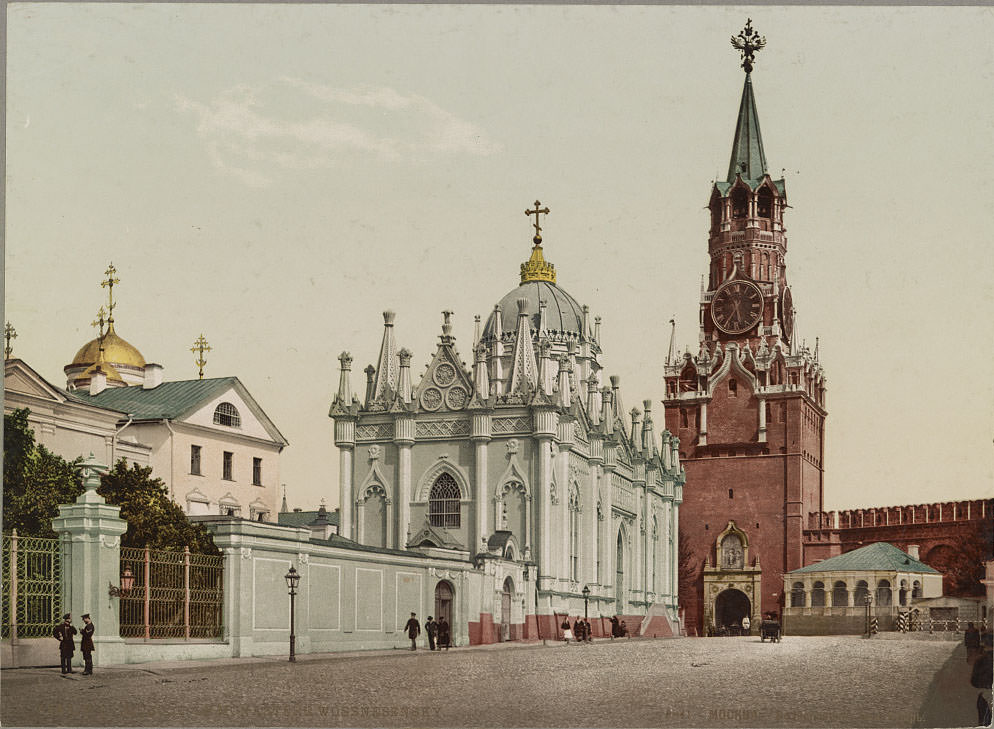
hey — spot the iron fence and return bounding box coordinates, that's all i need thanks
[119,546,224,639]
[2,531,68,639]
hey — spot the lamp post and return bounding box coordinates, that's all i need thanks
[582,585,590,620]
[863,594,873,638]
[108,565,135,598]
[285,566,301,662]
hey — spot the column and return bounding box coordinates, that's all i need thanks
[534,407,557,586]
[472,412,492,552]
[334,417,356,541]
[699,402,708,446]
[394,416,414,548]
[51,456,128,667]
[758,397,767,443]
[670,499,679,605]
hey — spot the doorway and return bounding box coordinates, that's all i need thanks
[434,580,453,629]
[714,588,751,634]
[500,577,513,642]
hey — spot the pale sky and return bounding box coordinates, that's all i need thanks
[6,5,994,513]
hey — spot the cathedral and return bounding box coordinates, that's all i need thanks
[331,207,684,641]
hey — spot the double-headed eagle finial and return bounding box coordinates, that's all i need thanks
[731,19,766,74]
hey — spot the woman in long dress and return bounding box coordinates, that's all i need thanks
[561,617,573,644]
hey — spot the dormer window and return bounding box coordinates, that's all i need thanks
[757,187,773,218]
[731,188,748,219]
[213,402,241,428]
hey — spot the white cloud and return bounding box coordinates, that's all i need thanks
[175,79,500,185]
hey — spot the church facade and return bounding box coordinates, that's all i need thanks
[331,214,684,643]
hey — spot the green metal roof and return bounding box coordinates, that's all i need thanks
[790,542,940,575]
[66,378,239,420]
[727,73,767,183]
[278,509,341,528]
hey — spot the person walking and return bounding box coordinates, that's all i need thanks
[971,635,993,727]
[403,612,421,651]
[741,615,751,636]
[561,617,573,644]
[80,614,95,675]
[437,617,451,650]
[965,622,982,663]
[584,618,593,642]
[53,614,77,674]
[425,616,437,651]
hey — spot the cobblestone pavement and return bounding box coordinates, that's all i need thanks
[1,635,981,727]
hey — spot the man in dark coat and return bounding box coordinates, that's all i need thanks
[403,612,421,651]
[971,636,993,727]
[53,613,77,674]
[80,614,95,675]
[437,617,451,650]
[425,616,437,651]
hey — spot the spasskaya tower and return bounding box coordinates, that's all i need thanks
[663,21,827,636]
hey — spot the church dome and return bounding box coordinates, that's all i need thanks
[482,280,586,341]
[69,325,146,369]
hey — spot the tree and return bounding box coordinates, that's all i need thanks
[4,408,217,554]
[97,461,218,555]
[677,531,699,614]
[3,409,82,538]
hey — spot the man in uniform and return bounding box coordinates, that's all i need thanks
[403,612,421,651]
[53,613,77,674]
[425,615,437,651]
[80,614,95,675]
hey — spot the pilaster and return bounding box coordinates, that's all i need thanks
[394,416,415,548]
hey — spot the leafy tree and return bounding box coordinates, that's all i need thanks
[97,461,218,555]
[3,408,82,537]
[4,408,217,554]
[677,531,699,617]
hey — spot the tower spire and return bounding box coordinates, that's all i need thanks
[727,20,768,183]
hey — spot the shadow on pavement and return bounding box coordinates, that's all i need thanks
[913,644,983,728]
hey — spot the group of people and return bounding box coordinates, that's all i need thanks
[53,613,95,675]
[403,612,451,651]
[562,616,611,643]
[964,622,993,727]
[608,616,629,639]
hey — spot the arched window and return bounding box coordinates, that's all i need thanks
[854,580,870,605]
[876,579,892,607]
[791,582,805,607]
[811,581,826,607]
[731,188,749,219]
[757,187,773,218]
[710,199,723,233]
[912,580,922,599]
[899,579,909,606]
[429,473,461,528]
[213,402,241,427]
[832,581,848,607]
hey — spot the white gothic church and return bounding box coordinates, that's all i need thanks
[330,210,684,642]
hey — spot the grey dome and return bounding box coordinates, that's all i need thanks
[482,281,586,341]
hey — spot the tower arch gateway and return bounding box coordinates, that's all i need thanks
[664,21,826,636]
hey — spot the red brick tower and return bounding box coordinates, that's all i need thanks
[663,21,827,636]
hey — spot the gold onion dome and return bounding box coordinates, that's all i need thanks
[70,323,146,369]
[80,359,125,384]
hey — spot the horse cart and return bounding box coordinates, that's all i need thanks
[760,618,781,642]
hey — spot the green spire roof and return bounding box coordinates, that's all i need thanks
[789,542,940,575]
[727,73,767,183]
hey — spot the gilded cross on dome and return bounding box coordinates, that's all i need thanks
[4,322,16,360]
[191,333,212,379]
[524,200,550,243]
[91,306,107,340]
[100,263,120,323]
[520,200,557,284]
[730,19,766,73]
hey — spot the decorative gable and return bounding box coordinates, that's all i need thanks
[183,385,277,442]
[413,339,473,414]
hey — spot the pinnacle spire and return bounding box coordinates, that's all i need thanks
[727,72,767,183]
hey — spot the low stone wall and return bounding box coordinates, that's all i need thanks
[785,614,897,635]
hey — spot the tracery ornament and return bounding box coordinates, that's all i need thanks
[368,444,382,461]
[421,387,443,411]
[445,386,468,410]
[433,363,457,387]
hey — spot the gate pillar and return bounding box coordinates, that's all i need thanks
[52,454,128,667]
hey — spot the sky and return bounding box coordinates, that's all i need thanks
[5,5,994,513]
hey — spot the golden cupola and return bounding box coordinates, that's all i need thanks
[64,264,148,390]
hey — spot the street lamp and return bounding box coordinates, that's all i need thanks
[582,585,590,620]
[863,594,873,638]
[285,566,301,662]
[108,565,135,598]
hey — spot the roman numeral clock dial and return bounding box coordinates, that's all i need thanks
[711,279,764,335]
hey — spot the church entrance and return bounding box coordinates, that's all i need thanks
[499,577,513,642]
[615,532,625,614]
[714,588,751,635]
[434,581,453,629]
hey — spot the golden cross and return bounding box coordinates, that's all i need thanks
[91,306,107,339]
[4,322,17,360]
[100,263,120,322]
[191,333,212,379]
[524,200,550,240]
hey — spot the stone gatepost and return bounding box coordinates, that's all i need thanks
[51,454,128,667]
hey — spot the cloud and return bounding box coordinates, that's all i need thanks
[175,79,500,186]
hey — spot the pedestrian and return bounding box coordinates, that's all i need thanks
[403,612,421,651]
[971,634,993,727]
[573,618,584,643]
[437,617,451,650]
[620,620,629,638]
[561,617,573,644]
[609,615,620,639]
[53,613,77,674]
[80,614,95,675]
[584,619,593,642]
[425,616,437,651]
[965,622,982,663]
[741,615,751,636]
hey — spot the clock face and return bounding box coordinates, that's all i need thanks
[711,279,764,334]
[781,287,794,340]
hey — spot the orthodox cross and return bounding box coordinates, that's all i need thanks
[524,200,550,242]
[730,19,766,73]
[91,306,107,340]
[100,263,120,323]
[4,322,16,360]
[191,333,211,379]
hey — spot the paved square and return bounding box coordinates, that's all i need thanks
[0,636,978,727]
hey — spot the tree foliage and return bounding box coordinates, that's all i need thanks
[3,408,217,554]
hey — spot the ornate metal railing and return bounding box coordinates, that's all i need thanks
[2,531,68,639]
[119,546,223,640]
